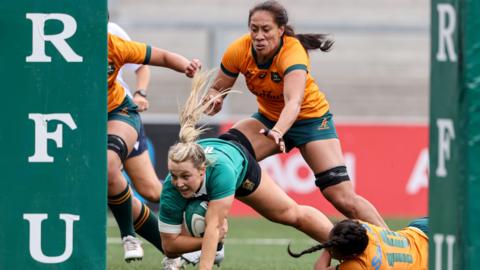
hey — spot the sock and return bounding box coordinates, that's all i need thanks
[108,186,135,238]
[217,242,224,251]
[134,203,163,253]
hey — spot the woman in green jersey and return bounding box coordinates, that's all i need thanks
[158,72,334,270]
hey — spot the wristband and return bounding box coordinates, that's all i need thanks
[134,89,147,98]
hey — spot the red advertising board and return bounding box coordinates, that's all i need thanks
[225,124,429,218]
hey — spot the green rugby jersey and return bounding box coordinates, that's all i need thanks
[158,138,248,234]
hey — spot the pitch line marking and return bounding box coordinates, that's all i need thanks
[107,237,316,246]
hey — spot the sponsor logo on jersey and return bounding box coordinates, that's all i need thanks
[108,63,115,75]
[271,72,282,83]
[204,146,214,154]
[252,89,283,100]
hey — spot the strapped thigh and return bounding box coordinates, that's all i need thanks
[108,134,128,163]
[314,165,350,191]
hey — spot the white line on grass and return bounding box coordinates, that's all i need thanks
[107,237,316,245]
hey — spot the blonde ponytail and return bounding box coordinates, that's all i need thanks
[168,70,231,168]
[177,70,212,144]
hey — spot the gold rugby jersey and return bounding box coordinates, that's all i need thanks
[221,34,329,121]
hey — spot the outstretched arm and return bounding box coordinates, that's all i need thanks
[109,34,201,79]
[149,47,201,78]
[260,69,305,153]
[199,195,233,270]
[204,70,237,116]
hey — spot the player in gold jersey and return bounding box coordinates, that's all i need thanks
[288,218,428,270]
[204,0,386,228]
[107,33,200,263]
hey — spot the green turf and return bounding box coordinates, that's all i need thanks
[107,217,410,270]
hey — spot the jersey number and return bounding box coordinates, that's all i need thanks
[380,230,413,266]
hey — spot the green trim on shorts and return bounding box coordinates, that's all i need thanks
[108,95,141,133]
[252,111,338,152]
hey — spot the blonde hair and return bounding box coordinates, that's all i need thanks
[168,70,230,168]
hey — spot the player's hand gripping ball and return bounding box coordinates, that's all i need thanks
[184,199,208,237]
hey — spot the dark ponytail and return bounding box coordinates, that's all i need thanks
[249,1,334,52]
[284,25,334,52]
[287,241,333,258]
[287,220,369,259]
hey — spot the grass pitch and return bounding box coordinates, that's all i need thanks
[107,216,410,270]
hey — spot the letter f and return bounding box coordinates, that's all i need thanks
[28,113,77,163]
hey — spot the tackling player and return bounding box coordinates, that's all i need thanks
[288,218,428,270]
[204,0,387,228]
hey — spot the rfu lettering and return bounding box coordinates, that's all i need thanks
[23,213,80,264]
[26,13,83,62]
[433,234,455,270]
[436,118,455,177]
[436,4,457,62]
[28,113,77,163]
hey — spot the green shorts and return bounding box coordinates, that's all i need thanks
[408,217,429,235]
[252,111,338,152]
[108,95,141,134]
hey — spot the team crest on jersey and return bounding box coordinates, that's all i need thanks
[259,72,267,79]
[318,118,330,130]
[271,72,282,83]
[241,179,256,191]
[108,63,115,75]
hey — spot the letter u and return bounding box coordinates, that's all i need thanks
[23,213,80,263]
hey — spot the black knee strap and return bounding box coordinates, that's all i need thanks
[218,128,256,159]
[108,134,128,163]
[315,165,350,191]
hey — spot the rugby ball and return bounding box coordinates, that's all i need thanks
[184,199,208,237]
